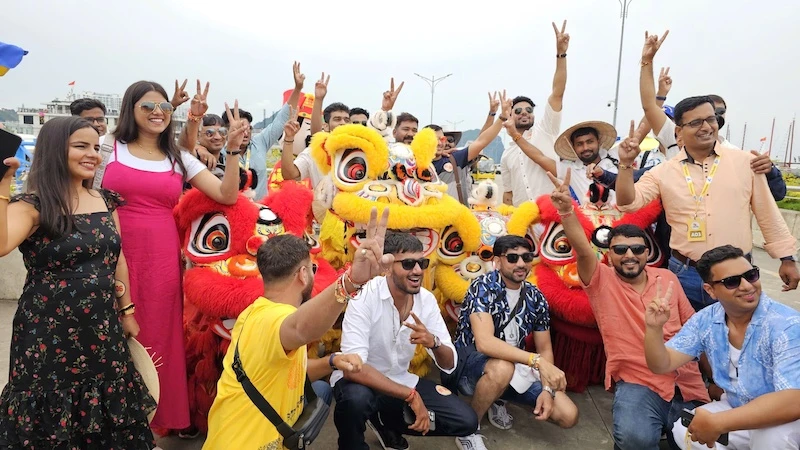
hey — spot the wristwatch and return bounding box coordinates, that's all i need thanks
[329,352,341,370]
[432,335,442,349]
[780,256,796,262]
[543,385,556,398]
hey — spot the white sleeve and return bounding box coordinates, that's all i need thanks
[293,148,315,180]
[339,287,373,363]
[536,101,562,138]
[500,153,511,192]
[421,292,458,374]
[556,160,568,179]
[656,120,678,153]
[180,152,207,181]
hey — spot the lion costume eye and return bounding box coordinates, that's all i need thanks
[190,213,231,257]
[336,149,368,184]
[438,226,465,260]
[541,223,574,263]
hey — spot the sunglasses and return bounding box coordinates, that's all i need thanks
[715,107,726,116]
[710,267,760,290]
[610,244,647,255]
[514,106,534,115]
[446,136,455,143]
[679,115,717,129]
[352,120,367,126]
[502,252,535,264]
[138,101,174,115]
[396,258,430,270]
[203,127,228,138]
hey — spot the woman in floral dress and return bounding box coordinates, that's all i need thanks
[0,117,156,449]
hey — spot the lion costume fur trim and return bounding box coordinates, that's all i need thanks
[310,124,389,178]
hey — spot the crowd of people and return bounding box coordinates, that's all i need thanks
[0,18,799,450]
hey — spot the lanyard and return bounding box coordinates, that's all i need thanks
[681,154,721,218]
[237,145,252,171]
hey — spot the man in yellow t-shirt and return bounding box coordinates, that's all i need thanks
[204,208,393,450]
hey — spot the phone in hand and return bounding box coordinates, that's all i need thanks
[403,404,436,432]
[0,128,23,179]
[680,408,729,445]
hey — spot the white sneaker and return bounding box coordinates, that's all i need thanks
[455,434,489,450]
[488,400,513,430]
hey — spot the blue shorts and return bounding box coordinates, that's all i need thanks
[457,349,543,407]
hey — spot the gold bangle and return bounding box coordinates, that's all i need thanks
[0,195,9,202]
[618,163,633,170]
[640,60,652,67]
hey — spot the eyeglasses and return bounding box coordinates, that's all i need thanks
[352,120,367,126]
[396,258,430,270]
[710,267,760,290]
[514,106,534,115]
[610,244,647,255]
[84,116,105,124]
[446,136,455,144]
[203,127,228,138]
[679,116,717,129]
[138,101,174,115]
[502,252,535,264]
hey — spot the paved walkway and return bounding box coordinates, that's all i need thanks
[0,248,795,449]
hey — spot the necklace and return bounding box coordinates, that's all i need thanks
[134,141,154,155]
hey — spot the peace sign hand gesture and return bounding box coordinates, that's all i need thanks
[381,77,405,112]
[657,67,673,96]
[642,30,669,63]
[645,277,674,329]
[190,80,210,117]
[552,20,570,54]
[224,100,248,152]
[499,89,512,120]
[292,61,305,89]
[547,169,574,215]
[283,105,301,140]
[315,72,330,100]
[350,208,394,285]
[488,91,500,115]
[171,79,190,109]
[618,120,641,165]
[404,312,435,348]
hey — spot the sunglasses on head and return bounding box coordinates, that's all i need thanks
[138,101,174,115]
[397,258,430,270]
[710,267,760,290]
[514,106,534,115]
[610,244,647,255]
[502,252,535,264]
[203,127,228,138]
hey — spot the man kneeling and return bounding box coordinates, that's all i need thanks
[645,245,800,449]
[332,232,478,450]
[450,235,579,449]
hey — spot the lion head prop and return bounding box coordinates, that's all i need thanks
[174,182,337,433]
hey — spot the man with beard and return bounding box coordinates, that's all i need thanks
[203,207,390,450]
[449,235,578,449]
[549,170,708,449]
[501,21,569,206]
[332,232,477,450]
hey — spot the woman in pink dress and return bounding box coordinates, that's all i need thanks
[100,80,246,433]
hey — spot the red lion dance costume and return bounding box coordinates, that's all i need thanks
[174,183,338,433]
[526,196,664,392]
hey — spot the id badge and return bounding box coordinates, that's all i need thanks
[687,219,706,242]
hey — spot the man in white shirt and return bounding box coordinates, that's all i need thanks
[332,232,478,450]
[501,21,569,206]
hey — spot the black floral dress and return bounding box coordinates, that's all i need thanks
[0,190,157,449]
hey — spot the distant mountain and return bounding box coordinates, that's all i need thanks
[456,129,504,163]
[0,109,17,123]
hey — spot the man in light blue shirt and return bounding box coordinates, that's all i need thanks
[644,244,800,449]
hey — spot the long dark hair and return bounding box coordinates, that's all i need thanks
[114,80,188,180]
[26,117,99,237]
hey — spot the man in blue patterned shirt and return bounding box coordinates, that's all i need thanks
[644,245,800,449]
[449,235,578,449]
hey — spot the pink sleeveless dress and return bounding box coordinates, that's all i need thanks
[102,141,190,430]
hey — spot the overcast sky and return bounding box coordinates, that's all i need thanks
[3,0,799,161]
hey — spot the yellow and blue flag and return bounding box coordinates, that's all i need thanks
[0,42,28,76]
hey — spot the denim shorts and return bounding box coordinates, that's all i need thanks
[457,348,543,407]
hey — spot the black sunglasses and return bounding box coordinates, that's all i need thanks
[502,252,535,264]
[715,107,726,116]
[610,244,647,255]
[396,258,430,270]
[352,120,367,126]
[711,267,760,290]
[514,106,534,115]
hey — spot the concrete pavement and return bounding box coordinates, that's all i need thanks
[0,248,795,449]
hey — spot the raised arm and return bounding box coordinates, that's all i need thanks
[639,31,670,135]
[503,118,557,175]
[368,78,403,139]
[310,72,329,135]
[278,105,302,181]
[479,92,500,134]
[466,91,511,161]
[634,67,672,140]
[548,20,569,112]
[178,80,209,154]
[548,170,597,285]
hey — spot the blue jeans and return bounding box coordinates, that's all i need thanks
[457,348,543,407]
[612,381,699,450]
[310,380,333,406]
[668,256,715,311]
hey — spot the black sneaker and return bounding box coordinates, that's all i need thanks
[366,419,410,450]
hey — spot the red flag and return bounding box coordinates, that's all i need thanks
[68,81,75,86]
[759,137,767,142]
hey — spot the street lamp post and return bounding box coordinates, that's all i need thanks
[414,73,452,124]
[612,0,633,130]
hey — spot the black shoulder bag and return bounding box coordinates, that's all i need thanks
[230,316,330,449]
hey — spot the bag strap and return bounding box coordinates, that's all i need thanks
[92,134,115,190]
[640,150,651,168]
[230,314,316,440]
[447,153,466,205]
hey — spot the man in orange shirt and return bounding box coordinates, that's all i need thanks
[549,170,709,449]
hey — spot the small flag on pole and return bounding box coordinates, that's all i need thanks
[0,41,28,77]
[759,137,767,142]
[68,81,76,86]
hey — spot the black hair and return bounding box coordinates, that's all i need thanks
[512,96,536,109]
[383,232,423,255]
[696,245,745,283]
[350,107,369,117]
[707,94,727,109]
[202,114,224,127]
[396,112,418,127]
[221,108,253,126]
[570,127,599,144]
[673,96,715,126]
[256,234,311,283]
[323,102,350,124]
[608,224,648,246]
[424,124,443,132]
[69,98,107,116]
[493,235,532,256]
